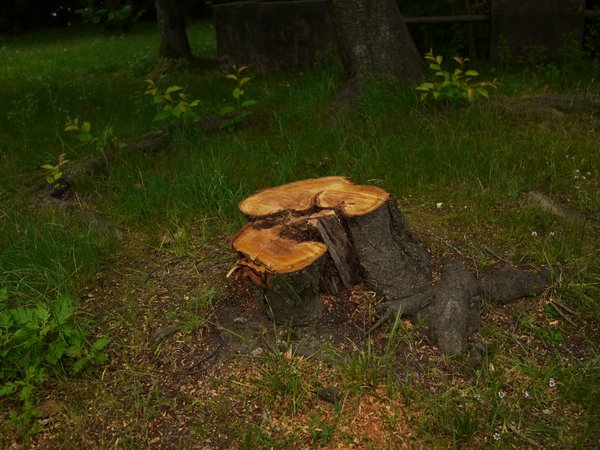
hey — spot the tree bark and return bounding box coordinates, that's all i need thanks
[344,197,432,297]
[155,0,192,60]
[328,0,426,84]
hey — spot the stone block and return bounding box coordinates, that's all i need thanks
[214,0,335,72]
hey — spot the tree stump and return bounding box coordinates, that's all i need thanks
[230,177,551,355]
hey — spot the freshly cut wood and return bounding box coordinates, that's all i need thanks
[239,176,352,217]
[238,176,389,218]
[316,183,390,216]
[232,223,328,275]
[230,177,551,354]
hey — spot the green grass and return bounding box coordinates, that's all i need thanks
[0,209,117,301]
[0,20,599,447]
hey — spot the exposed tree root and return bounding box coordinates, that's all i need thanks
[330,77,363,117]
[526,94,600,115]
[372,259,551,355]
[44,196,124,240]
[27,130,169,196]
[525,191,600,229]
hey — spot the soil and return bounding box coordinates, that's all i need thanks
[5,221,596,449]
[17,229,398,448]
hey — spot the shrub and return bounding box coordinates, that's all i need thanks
[78,1,143,33]
[416,51,497,104]
[144,80,202,125]
[40,152,70,193]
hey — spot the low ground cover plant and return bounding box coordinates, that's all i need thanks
[0,289,109,434]
[40,152,69,192]
[219,64,258,130]
[63,116,123,154]
[416,50,498,103]
[144,65,257,130]
[144,79,202,125]
[221,64,257,114]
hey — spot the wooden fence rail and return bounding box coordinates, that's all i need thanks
[404,10,600,25]
[404,15,489,24]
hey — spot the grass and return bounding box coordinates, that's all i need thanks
[0,209,117,301]
[1,20,599,448]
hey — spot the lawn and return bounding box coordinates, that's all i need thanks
[0,21,599,448]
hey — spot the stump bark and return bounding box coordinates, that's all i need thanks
[230,177,551,355]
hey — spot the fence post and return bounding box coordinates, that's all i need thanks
[490,0,586,65]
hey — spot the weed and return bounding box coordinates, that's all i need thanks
[418,389,480,445]
[40,152,70,192]
[333,311,406,391]
[221,64,256,114]
[240,424,299,449]
[64,116,123,157]
[337,337,385,390]
[158,224,192,257]
[0,289,110,435]
[417,51,497,104]
[64,117,94,143]
[219,64,257,130]
[307,411,337,446]
[144,79,201,125]
[165,286,220,333]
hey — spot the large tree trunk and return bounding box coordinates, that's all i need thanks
[155,0,192,60]
[328,0,426,85]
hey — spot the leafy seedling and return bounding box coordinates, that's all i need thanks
[40,153,70,191]
[416,51,497,104]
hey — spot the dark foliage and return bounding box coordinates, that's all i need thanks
[398,0,490,59]
[0,0,81,33]
[0,0,213,34]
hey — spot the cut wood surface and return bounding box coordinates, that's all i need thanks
[230,177,551,354]
[239,176,350,217]
[316,183,391,216]
[231,223,328,275]
[238,176,389,218]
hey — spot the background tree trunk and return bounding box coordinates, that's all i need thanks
[155,0,192,60]
[328,0,426,84]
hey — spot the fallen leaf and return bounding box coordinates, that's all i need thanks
[37,399,61,417]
